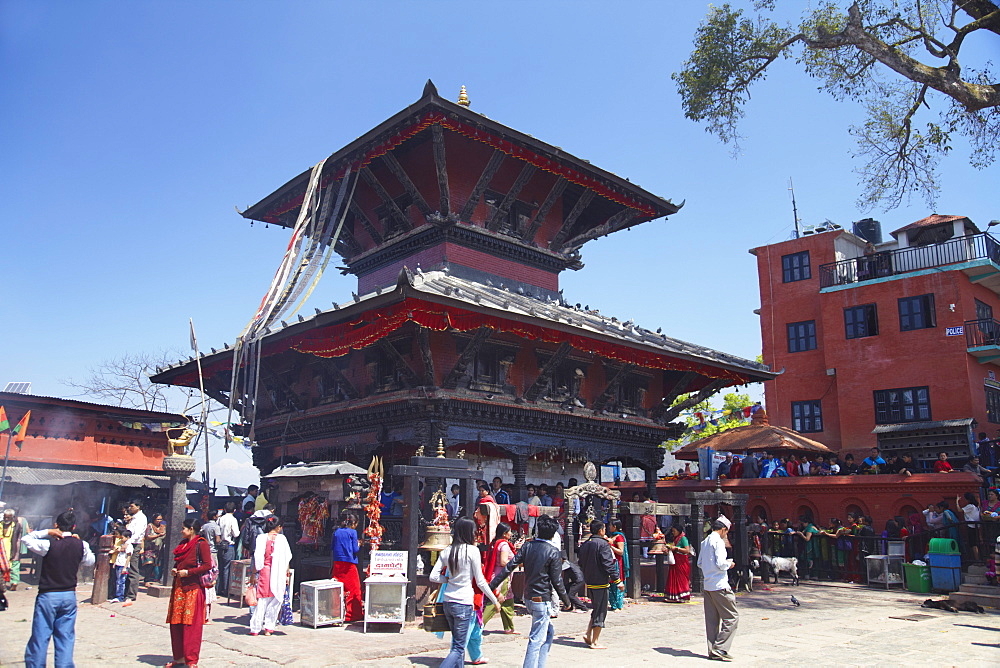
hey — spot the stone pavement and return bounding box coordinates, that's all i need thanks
[1,581,997,667]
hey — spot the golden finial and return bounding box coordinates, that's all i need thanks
[437,437,446,458]
[457,86,470,107]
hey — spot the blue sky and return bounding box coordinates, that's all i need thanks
[2,2,996,486]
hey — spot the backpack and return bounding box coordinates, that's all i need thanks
[240,515,268,556]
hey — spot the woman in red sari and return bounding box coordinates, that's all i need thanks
[165,519,213,668]
[664,526,692,603]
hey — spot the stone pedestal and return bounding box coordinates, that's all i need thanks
[159,454,196,591]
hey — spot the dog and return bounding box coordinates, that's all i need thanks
[761,554,799,585]
[921,598,958,612]
[958,601,985,613]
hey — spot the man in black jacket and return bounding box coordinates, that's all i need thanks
[578,519,623,649]
[490,515,571,668]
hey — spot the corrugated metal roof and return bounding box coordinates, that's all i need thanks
[1,465,173,489]
[871,418,974,434]
[265,461,367,478]
[409,270,769,376]
[155,269,775,384]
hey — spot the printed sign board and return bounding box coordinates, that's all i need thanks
[369,550,407,577]
[946,326,965,336]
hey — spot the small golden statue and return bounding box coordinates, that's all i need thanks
[166,426,197,457]
[415,445,425,457]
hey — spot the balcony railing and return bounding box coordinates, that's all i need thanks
[965,318,1000,348]
[818,233,1000,288]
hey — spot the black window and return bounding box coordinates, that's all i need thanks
[873,386,931,424]
[791,400,823,433]
[782,251,811,283]
[845,304,879,339]
[898,294,936,331]
[787,320,817,353]
[987,387,1000,424]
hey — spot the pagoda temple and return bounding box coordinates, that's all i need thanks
[151,81,774,498]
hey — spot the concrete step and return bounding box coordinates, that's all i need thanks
[950,591,1000,609]
[964,574,988,585]
[966,564,987,576]
[958,583,1000,595]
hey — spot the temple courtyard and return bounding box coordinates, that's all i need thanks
[0,581,996,667]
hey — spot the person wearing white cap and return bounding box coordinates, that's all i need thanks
[697,515,738,661]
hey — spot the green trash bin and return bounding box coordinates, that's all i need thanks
[903,562,931,593]
[927,537,959,554]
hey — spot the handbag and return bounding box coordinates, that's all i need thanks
[244,585,258,607]
[422,586,451,633]
[196,542,219,588]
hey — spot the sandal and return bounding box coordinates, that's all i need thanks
[470,659,490,665]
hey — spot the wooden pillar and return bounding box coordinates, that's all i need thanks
[689,501,704,594]
[566,496,577,563]
[627,510,642,599]
[512,453,528,504]
[90,534,113,604]
[645,466,658,502]
[403,473,420,622]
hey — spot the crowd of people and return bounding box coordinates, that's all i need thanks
[714,447,996,481]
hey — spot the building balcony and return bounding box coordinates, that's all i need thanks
[965,318,1000,364]
[818,233,1000,291]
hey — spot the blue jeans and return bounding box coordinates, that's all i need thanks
[523,599,555,668]
[113,565,127,600]
[216,543,234,595]
[441,601,473,668]
[25,590,78,668]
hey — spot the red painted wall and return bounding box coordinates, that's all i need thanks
[0,393,182,472]
[618,473,981,526]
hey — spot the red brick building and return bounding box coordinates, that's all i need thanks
[752,214,1000,464]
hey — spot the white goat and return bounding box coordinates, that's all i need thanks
[761,554,799,585]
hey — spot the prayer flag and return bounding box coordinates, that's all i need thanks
[12,410,31,449]
[189,318,198,352]
[0,406,8,432]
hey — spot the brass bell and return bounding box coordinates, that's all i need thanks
[420,524,453,552]
[648,534,668,555]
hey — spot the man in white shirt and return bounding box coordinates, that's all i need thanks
[697,516,738,661]
[447,484,462,518]
[124,499,147,603]
[216,501,239,595]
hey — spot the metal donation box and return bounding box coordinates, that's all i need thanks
[228,559,252,607]
[364,550,408,633]
[866,555,904,589]
[300,579,345,628]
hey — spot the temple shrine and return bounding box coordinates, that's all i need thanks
[151,82,774,498]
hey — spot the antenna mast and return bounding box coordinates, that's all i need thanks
[788,178,800,239]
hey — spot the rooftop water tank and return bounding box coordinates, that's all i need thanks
[853,218,883,244]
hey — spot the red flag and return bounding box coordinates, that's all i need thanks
[12,410,31,449]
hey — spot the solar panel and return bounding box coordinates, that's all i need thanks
[3,382,31,394]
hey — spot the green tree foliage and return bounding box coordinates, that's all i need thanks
[663,391,755,452]
[674,1,1000,210]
